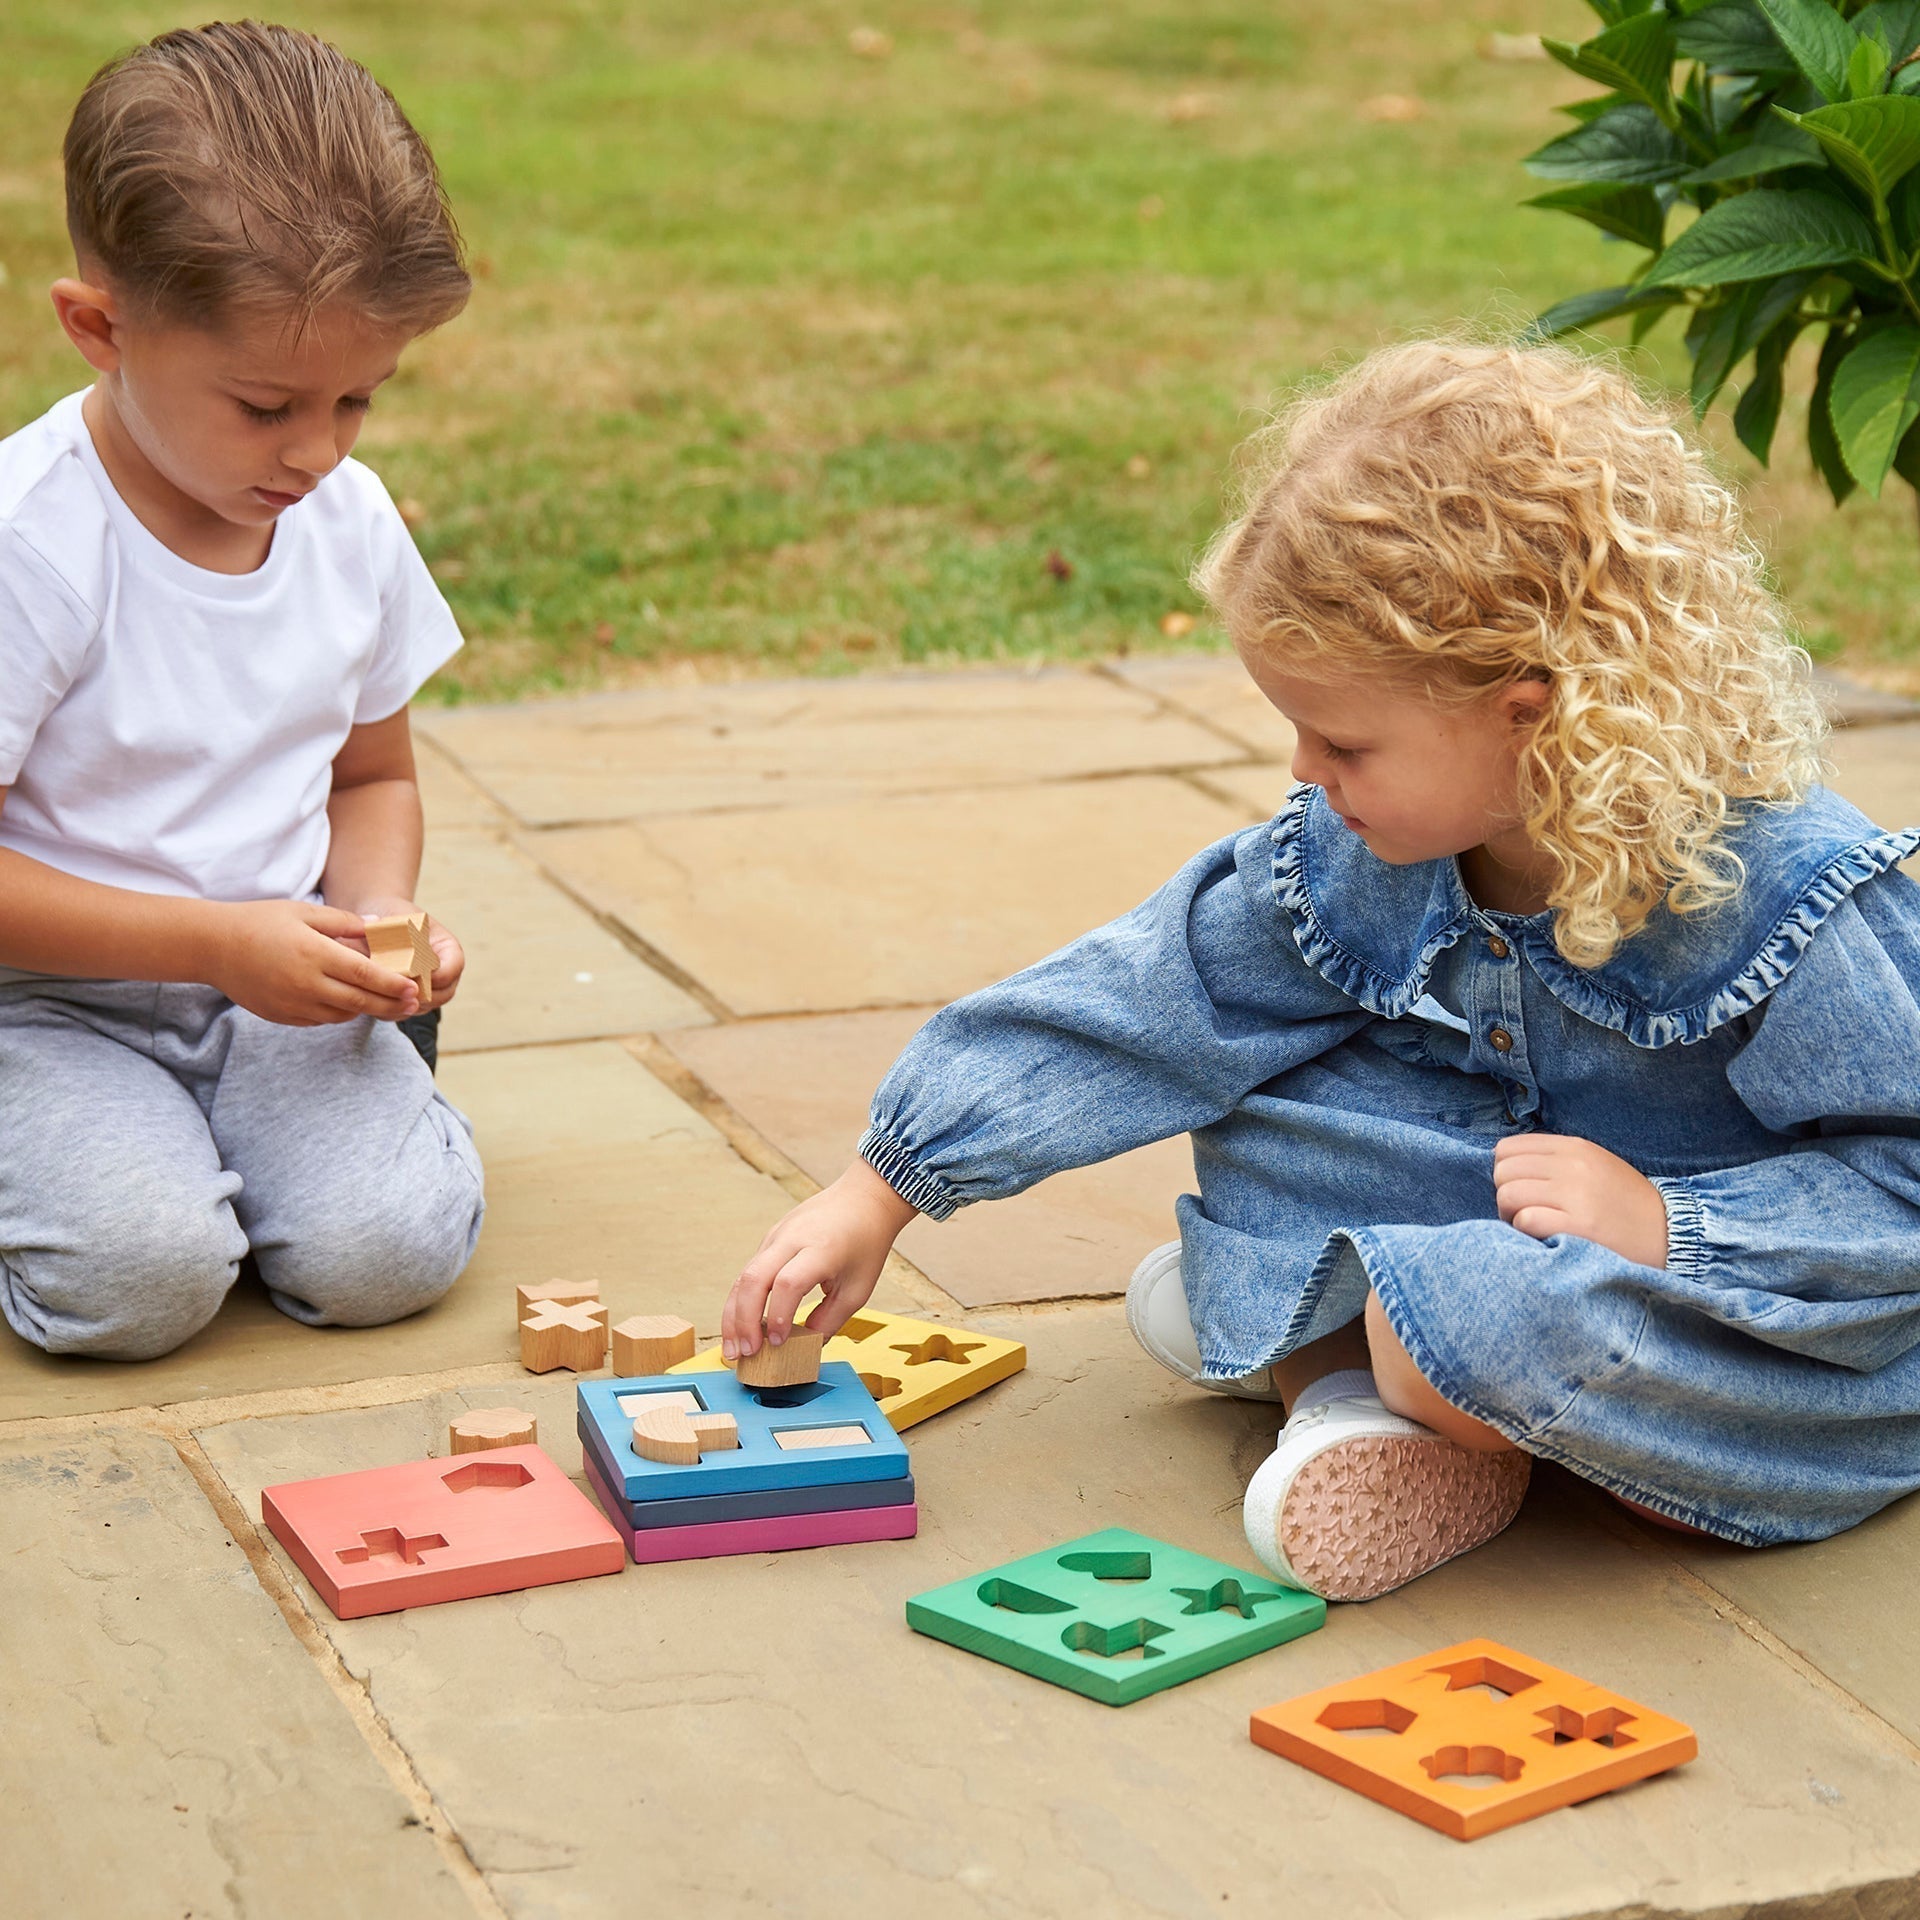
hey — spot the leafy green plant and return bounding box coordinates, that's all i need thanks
[1525,0,1920,510]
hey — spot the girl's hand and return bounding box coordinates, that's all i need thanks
[206,899,417,1026]
[1493,1133,1669,1269]
[723,1159,920,1360]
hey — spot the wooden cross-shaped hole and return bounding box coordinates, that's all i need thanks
[336,1526,448,1566]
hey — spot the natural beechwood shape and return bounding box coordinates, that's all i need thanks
[1248,1638,1697,1840]
[448,1407,538,1454]
[517,1278,602,1316]
[732,1328,824,1388]
[364,909,435,1001]
[673,1307,1025,1431]
[630,1401,741,1466]
[520,1297,610,1374]
[612,1314,696,1376]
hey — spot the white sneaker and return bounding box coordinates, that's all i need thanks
[1243,1391,1532,1602]
[1125,1242,1288,1402]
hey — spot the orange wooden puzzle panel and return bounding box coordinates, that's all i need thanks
[1249,1638,1696,1840]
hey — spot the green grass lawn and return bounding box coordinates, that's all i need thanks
[4,0,1918,701]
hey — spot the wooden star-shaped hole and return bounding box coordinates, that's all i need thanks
[890,1334,985,1367]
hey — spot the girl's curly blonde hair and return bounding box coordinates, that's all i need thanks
[1195,338,1827,967]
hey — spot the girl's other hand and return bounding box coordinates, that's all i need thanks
[724,1159,920,1360]
[1493,1133,1669,1269]
[207,898,417,1026]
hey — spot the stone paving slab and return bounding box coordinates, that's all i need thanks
[193,1305,1920,1920]
[2,1426,471,1920]
[1828,721,1920,870]
[0,1041,787,1421]
[1106,652,1299,759]
[418,828,709,1053]
[532,776,1250,1017]
[417,668,1239,826]
[417,731,510,830]
[662,1009,1190,1305]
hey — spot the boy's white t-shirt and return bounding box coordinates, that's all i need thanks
[0,390,462,903]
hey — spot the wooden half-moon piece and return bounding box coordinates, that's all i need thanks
[631,1402,741,1465]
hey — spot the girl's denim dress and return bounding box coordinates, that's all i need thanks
[861,783,1920,1547]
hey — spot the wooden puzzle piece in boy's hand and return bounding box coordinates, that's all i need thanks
[577,1362,910,1503]
[364,909,435,1001]
[671,1307,1026,1431]
[261,1444,624,1620]
[905,1527,1325,1707]
[1248,1638,1697,1840]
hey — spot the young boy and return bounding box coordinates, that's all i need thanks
[0,22,485,1361]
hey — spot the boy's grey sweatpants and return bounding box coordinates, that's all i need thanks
[0,976,485,1362]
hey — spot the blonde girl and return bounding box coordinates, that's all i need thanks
[721,340,1920,1601]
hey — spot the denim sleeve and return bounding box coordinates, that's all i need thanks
[861,823,1371,1218]
[1651,878,1920,1368]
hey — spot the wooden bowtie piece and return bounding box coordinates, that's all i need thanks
[631,1402,741,1466]
[449,1407,539,1454]
[521,1298,610,1374]
[612,1314,696,1376]
[365,909,436,1003]
[733,1329,824,1388]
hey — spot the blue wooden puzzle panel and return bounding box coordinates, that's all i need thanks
[577,1362,911,1501]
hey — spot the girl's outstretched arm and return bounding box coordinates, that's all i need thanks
[725,820,1371,1356]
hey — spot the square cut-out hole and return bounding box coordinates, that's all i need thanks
[1421,1744,1524,1788]
[618,1387,706,1419]
[750,1381,835,1410]
[441,1461,534,1493]
[1428,1654,1539,1701]
[1318,1697,1417,1738]
[1534,1705,1638,1749]
[839,1314,890,1342]
[772,1423,872,1451]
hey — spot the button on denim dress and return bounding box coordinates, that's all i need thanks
[862,784,1920,1547]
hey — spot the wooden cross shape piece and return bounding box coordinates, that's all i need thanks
[520,1298,609,1374]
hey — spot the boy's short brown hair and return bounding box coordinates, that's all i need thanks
[64,19,469,334]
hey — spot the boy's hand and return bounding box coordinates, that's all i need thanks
[207,900,418,1026]
[724,1159,920,1360]
[1493,1133,1668,1269]
[339,897,467,1015]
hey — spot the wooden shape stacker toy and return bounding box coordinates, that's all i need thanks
[364,909,435,1002]
[1249,1638,1696,1840]
[577,1362,915,1564]
[672,1306,1025,1431]
[906,1526,1325,1707]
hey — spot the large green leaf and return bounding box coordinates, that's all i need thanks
[1639,187,1877,285]
[1857,0,1920,63]
[1734,322,1798,461]
[1525,283,1687,339]
[1780,95,1920,198]
[1689,271,1817,411]
[1584,0,1658,21]
[1679,125,1824,180]
[1809,324,1860,501]
[1525,104,1692,183]
[1527,183,1668,249]
[1545,15,1680,125]
[1830,322,1920,491]
[1755,0,1860,102]
[1675,2,1793,71]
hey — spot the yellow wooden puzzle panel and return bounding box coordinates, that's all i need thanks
[670,1308,1024,1431]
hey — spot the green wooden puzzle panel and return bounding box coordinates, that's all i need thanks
[905,1527,1326,1706]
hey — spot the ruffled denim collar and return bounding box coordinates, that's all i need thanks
[1270,783,1920,1048]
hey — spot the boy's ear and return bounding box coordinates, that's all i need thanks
[50,277,124,375]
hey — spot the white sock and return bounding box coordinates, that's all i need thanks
[1290,1368,1377,1416]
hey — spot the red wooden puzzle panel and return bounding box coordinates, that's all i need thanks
[262,1444,625,1619]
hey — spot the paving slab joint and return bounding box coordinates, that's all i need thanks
[166,1427,513,1919]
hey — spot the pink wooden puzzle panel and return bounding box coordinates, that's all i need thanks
[262,1444,625,1619]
